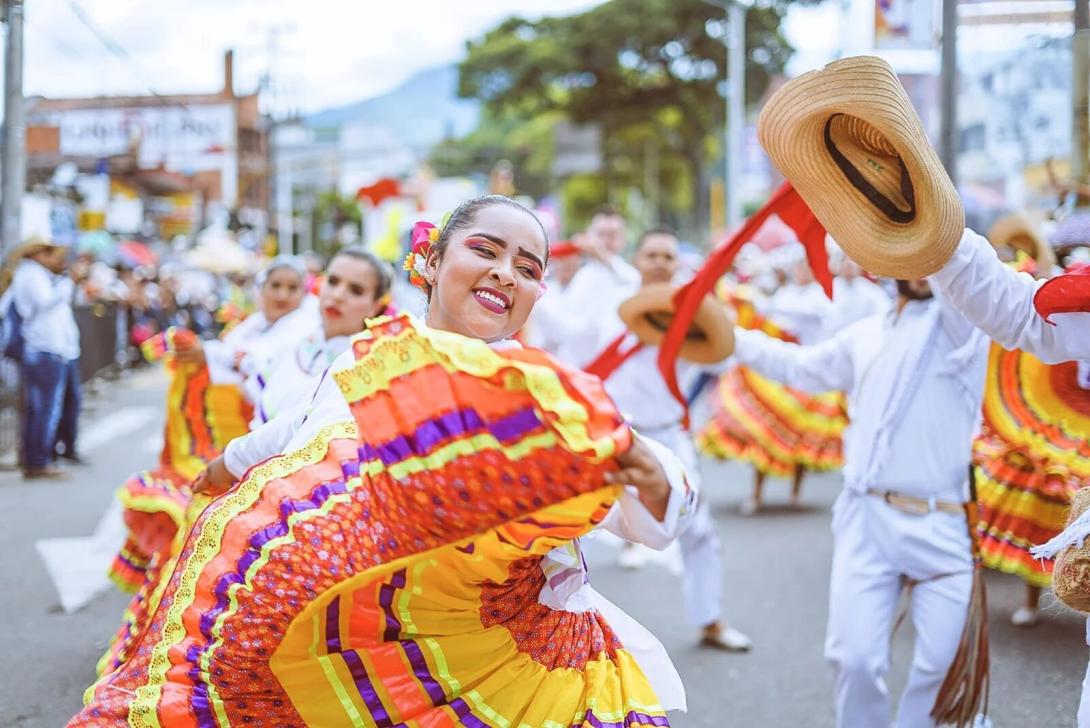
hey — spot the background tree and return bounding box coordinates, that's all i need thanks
[448,0,808,238]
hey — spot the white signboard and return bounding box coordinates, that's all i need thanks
[36,104,239,205]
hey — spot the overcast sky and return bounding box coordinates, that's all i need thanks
[21,0,603,112]
[16,0,1071,113]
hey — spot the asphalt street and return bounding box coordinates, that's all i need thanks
[0,368,1085,727]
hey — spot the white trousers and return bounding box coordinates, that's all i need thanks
[646,426,723,628]
[825,490,973,728]
[1078,620,1090,728]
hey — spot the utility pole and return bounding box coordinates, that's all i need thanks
[1,0,25,256]
[1074,0,1090,188]
[939,0,958,188]
[727,2,745,229]
[704,0,747,231]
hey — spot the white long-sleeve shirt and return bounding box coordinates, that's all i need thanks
[556,257,640,368]
[734,295,989,499]
[826,276,891,339]
[204,304,319,385]
[10,259,80,360]
[241,330,350,429]
[930,228,1090,364]
[765,282,835,344]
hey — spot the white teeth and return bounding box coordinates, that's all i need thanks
[476,290,507,309]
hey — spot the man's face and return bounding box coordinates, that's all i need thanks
[633,233,679,286]
[32,246,68,274]
[896,278,933,300]
[588,213,626,255]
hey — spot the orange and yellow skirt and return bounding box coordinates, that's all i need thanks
[74,315,672,727]
[101,357,252,677]
[697,365,846,478]
[973,345,1090,587]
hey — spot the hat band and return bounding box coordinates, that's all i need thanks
[823,115,916,225]
[645,311,707,341]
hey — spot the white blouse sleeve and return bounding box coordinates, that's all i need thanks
[733,324,859,394]
[930,228,1090,364]
[223,407,303,478]
[599,435,696,550]
[223,349,356,477]
[203,339,244,385]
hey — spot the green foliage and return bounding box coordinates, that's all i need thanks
[312,189,362,257]
[448,0,811,237]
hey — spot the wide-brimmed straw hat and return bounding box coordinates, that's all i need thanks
[988,213,1055,271]
[618,283,734,364]
[758,56,964,279]
[10,235,64,261]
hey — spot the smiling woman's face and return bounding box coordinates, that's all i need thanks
[423,204,547,342]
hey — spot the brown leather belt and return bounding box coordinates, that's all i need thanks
[866,488,965,516]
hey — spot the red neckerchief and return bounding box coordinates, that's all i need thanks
[585,331,645,381]
[1034,263,1090,324]
[657,182,831,408]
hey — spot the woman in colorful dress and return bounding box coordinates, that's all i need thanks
[98,253,387,677]
[697,280,847,514]
[74,195,693,727]
[108,258,316,597]
[972,218,1082,627]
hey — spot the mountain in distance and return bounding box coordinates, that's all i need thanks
[305,65,480,149]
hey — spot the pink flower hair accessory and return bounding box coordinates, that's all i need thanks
[404,221,441,290]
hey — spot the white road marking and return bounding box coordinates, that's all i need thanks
[36,405,160,613]
[35,500,126,613]
[79,406,158,453]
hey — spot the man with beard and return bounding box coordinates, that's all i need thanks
[729,276,989,727]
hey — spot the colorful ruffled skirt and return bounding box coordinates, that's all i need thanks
[101,360,252,677]
[696,365,846,478]
[973,345,1089,587]
[74,316,672,727]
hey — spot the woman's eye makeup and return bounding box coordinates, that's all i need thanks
[349,285,366,296]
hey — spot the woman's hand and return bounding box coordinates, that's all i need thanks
[173,338,205,365]
[191,455,235,496]
[605,435,671,521]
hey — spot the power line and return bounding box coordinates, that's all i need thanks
[59,0,191,111]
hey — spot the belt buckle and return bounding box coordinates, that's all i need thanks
[885,491,928,516]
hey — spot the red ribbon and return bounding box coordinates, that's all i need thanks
[585,331,645,381]
[656,182,831,408]
[1033,263,1090,324]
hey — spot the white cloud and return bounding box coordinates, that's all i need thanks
[18,0,600,112]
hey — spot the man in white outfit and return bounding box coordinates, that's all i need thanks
[560,206,640,367]
[577,227,752,652]
[929,227,1090,727]
[732,273,989,728]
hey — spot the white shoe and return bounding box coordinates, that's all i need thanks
[1011,606,1039,627]
[617,542,650,570]
[739,498,760,516]
[700,625,753,652]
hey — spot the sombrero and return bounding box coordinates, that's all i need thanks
[619,282,734,364]
[988,213,1055,271]
[758,56,964,279]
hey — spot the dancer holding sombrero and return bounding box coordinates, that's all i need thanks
[72,195,694,727]
[923,157,1090,728]
[749,57,992,727]
[572,225,753,653]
